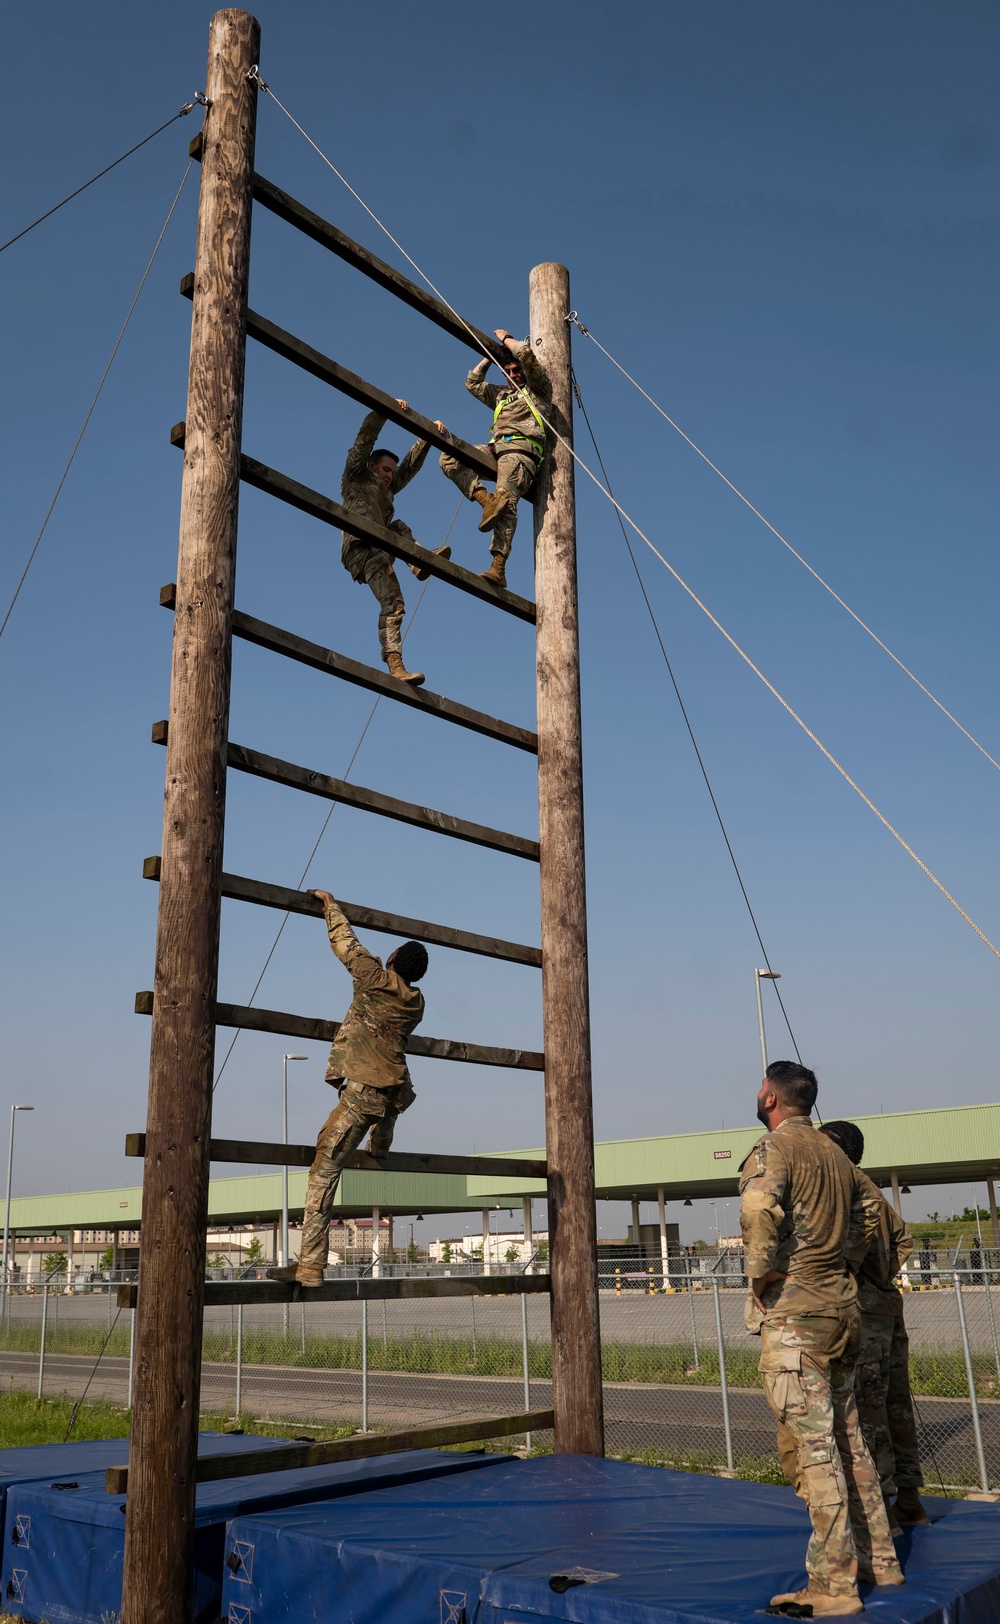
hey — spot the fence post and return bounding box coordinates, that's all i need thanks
[361,1299,369,1433]
[712,1280,734,1473]
[521,1291,533,1453]
[107,1279,113,1334]
[300,1300,306,1357]
[128,1309,136,1410]
[954,1273,990,1495]
[688,1259,700,1370]
[982,1265,1000,1387]
[235,1304,243,1419]
[37,1280,49,1400]
[471,1294,478,1362]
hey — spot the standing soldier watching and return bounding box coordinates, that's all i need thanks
[819,1121,930,1533]
[439,328,552,590]
[340,404,450,686]
[269,890,428,1289]
[740,1062,903,1616]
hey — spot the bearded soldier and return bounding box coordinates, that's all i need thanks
[270,891,428,1289]
[340,403,450,686]
[439,328,552,590]
[819,1121,930,1534]
[740,1062,903,1616]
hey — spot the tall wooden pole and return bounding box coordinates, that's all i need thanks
[530,262,604,1456]
[121,12,259,1623]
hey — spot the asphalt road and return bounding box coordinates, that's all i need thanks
[9,1283,1000,1353]
[4,1349,996,1487]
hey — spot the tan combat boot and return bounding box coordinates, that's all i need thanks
[893,1487,931,1526]
[409,543,452,582]
[768,1587,863,1616]
[385,651,425,686]
[266,1264,325,1290]
[480,554,507,590]
[477,490,512,533]
[856,1559,905,1587]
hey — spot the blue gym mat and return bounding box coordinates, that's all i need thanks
[1,1446,508,1624]
[221,1454,1000,1624]
[0,1430,282,1545]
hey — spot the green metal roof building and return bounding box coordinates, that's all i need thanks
[8,1102,999,1237]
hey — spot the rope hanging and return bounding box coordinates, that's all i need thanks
[0,161,194,646]
[252,76,1000,966]
[566,313,1000,778]
[0,98,206,257]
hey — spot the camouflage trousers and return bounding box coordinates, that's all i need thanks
[439,446,538,561]
[762,1308,898,1598]
[856,1309,924,1494]
[344,531,412,660]
[298,1078,415,1276]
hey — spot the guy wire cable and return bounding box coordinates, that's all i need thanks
[0,96,207,256]
[0,160,194,645]
[252,76,1000,966]
[572,365,803,1064]
[566,313,1000,778]
[212,499,463,1093]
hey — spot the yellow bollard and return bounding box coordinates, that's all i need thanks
[615,1267,621,1297]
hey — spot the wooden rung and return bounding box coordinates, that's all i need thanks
[124,1129,547,1180]
[151,722,540,861]
[134,991,545,1071]
[143,856,542,968]
[118,1275,551,1310]
[106,1406,554,1493]
[180,279,496,485]
[159,584,537,754]
[169,425,534,621]
[186,134,505,365]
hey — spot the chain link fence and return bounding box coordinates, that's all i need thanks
[0,1260,997,1491]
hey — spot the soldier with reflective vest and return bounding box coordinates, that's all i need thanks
[439,328,552,590]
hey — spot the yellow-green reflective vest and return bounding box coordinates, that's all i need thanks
[491,388,545,461]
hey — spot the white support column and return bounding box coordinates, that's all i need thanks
[371,1207,381,1278]
[522,1196,534,1273]
[386,1213,394,1268]
[482,1210,491,1276]
[657,1187,669,1285]
[987,1177,999,1252]
[630,1197,641,1250]
[890,1171,902,1216]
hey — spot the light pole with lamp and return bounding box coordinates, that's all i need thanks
[2,1105,34,1293]
[281,1056,308,1269]
[754,969,781,1074]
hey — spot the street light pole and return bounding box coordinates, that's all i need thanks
[281,1056,308,1267]
[2,1105,34,1291]
[754,969,781,1074]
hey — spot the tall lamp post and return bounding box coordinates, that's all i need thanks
[281,1056,308,1268]
[754,969,781,1074]
[2,1105,34,1292]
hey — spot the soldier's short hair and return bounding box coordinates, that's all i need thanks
[765,1059,818,1114]
[369,448,399,467]
[820,1120,865,1166]
[392,940,428,983]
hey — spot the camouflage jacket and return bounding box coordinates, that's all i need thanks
[322,899,424,1090]
[739,1115,880,1323]
[340,410,430,577]
[465,342,552,458]
[856,1169,913,1318]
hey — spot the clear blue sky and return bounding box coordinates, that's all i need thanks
[1,2,997,1242]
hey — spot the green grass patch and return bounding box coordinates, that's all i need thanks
[0,1384,131,1448]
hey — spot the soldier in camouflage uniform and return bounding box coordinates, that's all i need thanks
[820,1122,929,1532]
[439,328,552,591]
[269,891,428,1289]
[340,403,450,686]
[740,1061,903,1616]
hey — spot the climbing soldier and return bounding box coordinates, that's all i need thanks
[269,890,428,1289]
[439,328,552,590]
[740,1061,903,1617]
[341,404,451,686]
[819,1121,930,1535]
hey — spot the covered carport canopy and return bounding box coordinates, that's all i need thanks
[8,1102,999,1233]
